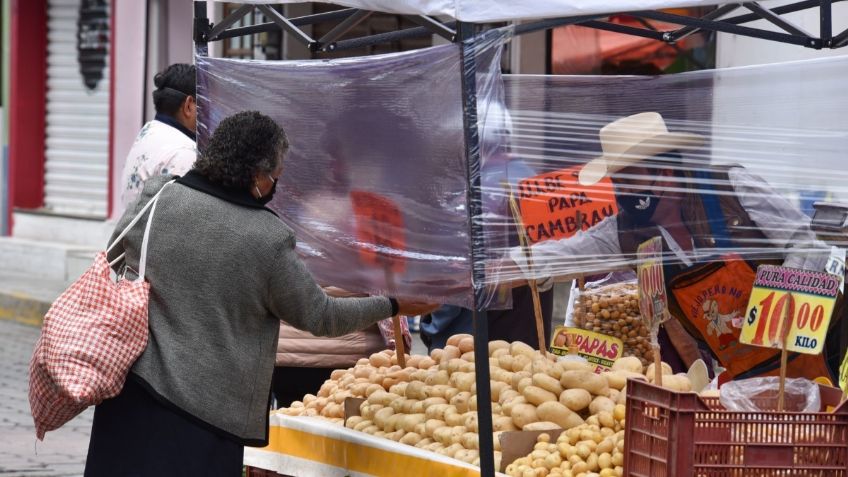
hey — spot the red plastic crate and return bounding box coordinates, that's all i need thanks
[623,379,848,477]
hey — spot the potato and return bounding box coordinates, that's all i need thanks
[418,357,436,369]
[556,388,591,413]
[442,345,462,363]
[533,373,564,396]
[491,367,513,385]
[353,419,374,432]
[510,341,536,359]
[517,377,534,394]
[464,412,479,433]
[345,416,364,429]
[645,362,673,382]
[560,370,609,396]
[661,374,692,392]
[444,358,464,374]
[356,358,370,366]
[401,414,427,433]
[489,340,510,356]
[536,401,584,430]
[453,373,476,393]
[447,334,472,348]
[523,385,558,407]
[405,381,427,400]
[451,392,473,413]
[443,387,460,402]
[589,396,616,415]
[457,337,475,354]
[389,383,408,396]
[616,387,627,405]
[445,410,465,427]
[556,360,595,373]
[425,370,450,386]
[512,371,532,390]
[522,421,561,431]
[427,384,450,399]
[430,348,444,363]
[385,413,403,432]
[461,432,479,450]
[373,407,395,428]
[493,415,518,432]
[498,389,520,406]
[512,355,533,373]
[488,381,509,403]
[502,395,527,417]
[611,356,644,374]
[511,403,539,429]
[468,395,478,412]
[460,351,475,362]
[370,353,391,368]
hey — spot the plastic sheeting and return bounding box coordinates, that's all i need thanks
[492,56,848,284]
[197,35,507,309]
[207,0,743,22]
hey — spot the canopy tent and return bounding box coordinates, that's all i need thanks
[205,0,839,23]
[193,2,847,476]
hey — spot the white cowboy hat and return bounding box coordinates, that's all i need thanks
[578,112,706,186]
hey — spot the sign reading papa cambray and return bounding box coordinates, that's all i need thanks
[741,265,839,354]
[517,165,617,244]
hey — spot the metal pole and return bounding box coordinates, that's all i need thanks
[457,21,495,477]
[821,0,833,46]
[193,1,210,57]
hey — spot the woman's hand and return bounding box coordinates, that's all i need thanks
[395,301,440,316]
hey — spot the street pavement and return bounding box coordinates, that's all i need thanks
[0,319,91,477]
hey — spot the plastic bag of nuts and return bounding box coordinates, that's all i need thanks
[568,274,652,366]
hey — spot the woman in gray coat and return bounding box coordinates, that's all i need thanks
[85,111,434,476]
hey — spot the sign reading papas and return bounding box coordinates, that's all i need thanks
[741,265,839,354]
[517,166,617,244]
[350,191,406,273]
[550,326,624,373]
[637,236,669,330]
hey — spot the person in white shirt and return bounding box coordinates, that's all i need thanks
[121,64,197,207]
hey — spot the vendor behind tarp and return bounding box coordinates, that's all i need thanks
[509,112,845,381]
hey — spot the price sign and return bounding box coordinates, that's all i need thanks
[550,326,624,373]
[740,265,839,354]
[839,349,848,395]
[517,165,617,244]
[350,191,406,273]
[637,236,669,331]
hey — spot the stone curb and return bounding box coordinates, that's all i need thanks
[0,291,50,327]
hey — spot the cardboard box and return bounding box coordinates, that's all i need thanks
[344,397,366,426]
[498,429,564,472]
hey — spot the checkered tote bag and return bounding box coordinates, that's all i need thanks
[28,182,172,439]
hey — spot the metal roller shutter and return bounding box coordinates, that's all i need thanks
[44,0,110,217]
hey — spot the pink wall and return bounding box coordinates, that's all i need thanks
[110,0,148,219]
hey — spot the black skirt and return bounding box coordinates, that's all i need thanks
[84,376,243,477]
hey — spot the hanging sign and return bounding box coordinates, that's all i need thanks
[637,236,669,330]
[77,0,109,91]
[517,165,617,244]
[740,265,839,354]
[550,326,624,373]
[350,191,406,273]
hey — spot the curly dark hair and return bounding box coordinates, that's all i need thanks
[193,111,289,190]
[152,63,196,115]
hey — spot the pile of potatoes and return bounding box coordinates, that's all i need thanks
[278,334,692,470]
[570,282,652,366]
[506,404,627,477]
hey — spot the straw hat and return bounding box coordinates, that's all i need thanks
[578,112,705,186]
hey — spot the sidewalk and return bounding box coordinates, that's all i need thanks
[0,319,91,477]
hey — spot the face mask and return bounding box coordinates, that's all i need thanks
[617,190,660,225]
[255,175,278,205]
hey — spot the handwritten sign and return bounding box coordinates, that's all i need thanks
[740,265,838,354]
[517,166,617,244]
[550,326,624,373]
[350,191,406,273]
[637,237,669,331]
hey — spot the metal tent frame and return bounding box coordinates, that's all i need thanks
[192,2,847,476]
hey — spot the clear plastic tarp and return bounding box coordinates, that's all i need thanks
[197,35,507,310]
[489,56,848,380]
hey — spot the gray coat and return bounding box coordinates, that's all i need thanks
[107,173,393,445]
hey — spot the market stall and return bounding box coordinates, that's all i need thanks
[194,1,848,476]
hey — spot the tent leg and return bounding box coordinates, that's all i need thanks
[458,20,496,477]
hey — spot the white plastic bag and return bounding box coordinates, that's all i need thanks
[720,377,821,412]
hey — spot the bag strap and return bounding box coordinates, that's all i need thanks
[106,180,175,277]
